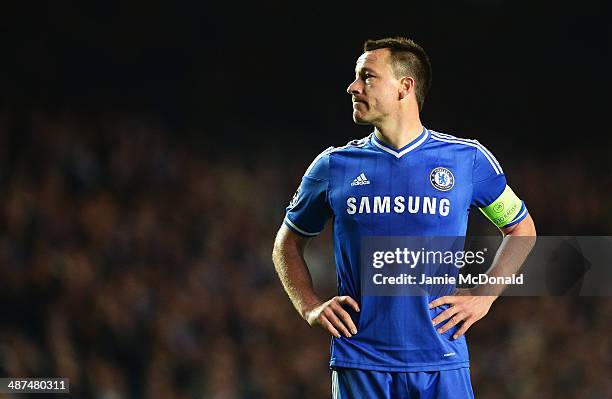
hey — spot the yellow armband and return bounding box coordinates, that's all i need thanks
[479,185,523,227]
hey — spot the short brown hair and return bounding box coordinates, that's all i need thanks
[364,37,432,111]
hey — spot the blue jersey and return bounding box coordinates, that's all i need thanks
[284,127,528,372]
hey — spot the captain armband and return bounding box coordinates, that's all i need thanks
[479,185,523,228]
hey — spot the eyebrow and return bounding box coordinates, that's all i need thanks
[355,67,377,74]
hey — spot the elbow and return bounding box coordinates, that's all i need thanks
[512,214,537,250]
[501,214,537,251]
[525,213,537,238]
[528,216,537,248]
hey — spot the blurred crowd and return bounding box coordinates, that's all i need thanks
[0,110,610,398]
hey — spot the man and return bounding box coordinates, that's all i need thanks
[272,37,536,398]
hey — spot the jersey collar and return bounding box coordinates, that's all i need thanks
[370,127,429,158]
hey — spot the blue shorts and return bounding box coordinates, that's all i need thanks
[331,367,474,399]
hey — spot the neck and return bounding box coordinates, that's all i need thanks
[374,116,423,149]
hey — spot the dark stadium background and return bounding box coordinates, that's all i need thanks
[1,1,610,398]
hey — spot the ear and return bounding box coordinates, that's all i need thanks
[398,76,415,100]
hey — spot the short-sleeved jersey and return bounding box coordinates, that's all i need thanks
[284,127,528,372]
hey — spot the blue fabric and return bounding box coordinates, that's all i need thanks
[284,127,529,372]
[333,367,475,399]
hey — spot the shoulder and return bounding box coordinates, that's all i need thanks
[330,134,371,155]
[428,129,483,150]
[428,129,502,174]
[304,134,371,178]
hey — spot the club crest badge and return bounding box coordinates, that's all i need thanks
[289,187,301,207]
[430,167,455,191]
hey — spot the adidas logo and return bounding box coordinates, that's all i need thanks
[351,173,371,186]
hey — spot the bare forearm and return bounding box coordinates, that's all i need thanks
[472,237,534,296]
[431,216,537,338]
[272,225,360,338]
[471,215,536,296]
[272,229,322,319]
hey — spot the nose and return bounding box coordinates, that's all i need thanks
[347,77,362,95]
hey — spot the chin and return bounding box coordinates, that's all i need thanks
[352,112,371,125]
